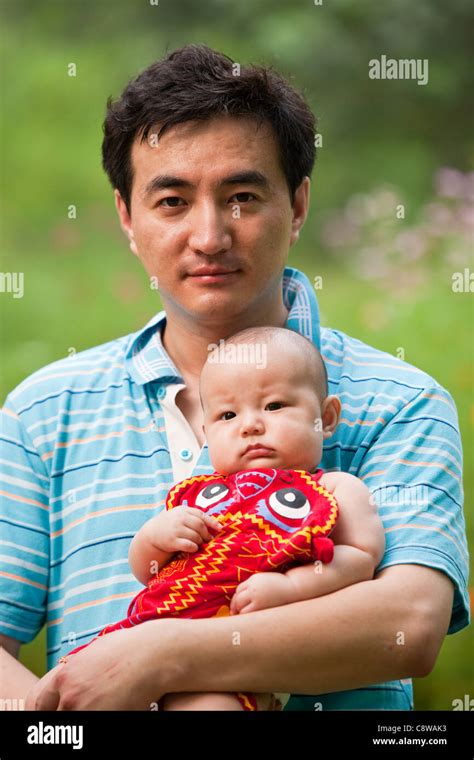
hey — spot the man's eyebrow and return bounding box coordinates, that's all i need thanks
[143,170,270,198]
[221,171,270,189]
[144,175,193,197]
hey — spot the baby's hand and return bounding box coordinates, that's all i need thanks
[145,506,222,554]
[230,572,292,615]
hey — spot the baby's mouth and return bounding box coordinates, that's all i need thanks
[242,444,275,458]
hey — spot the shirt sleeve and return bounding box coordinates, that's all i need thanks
[0,395,50,643]
[357,383,470,634]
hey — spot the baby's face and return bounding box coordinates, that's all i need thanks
[201,351,324,475]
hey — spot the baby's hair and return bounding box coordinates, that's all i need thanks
[202,326,328,405]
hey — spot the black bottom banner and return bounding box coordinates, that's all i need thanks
[0,709,472,758]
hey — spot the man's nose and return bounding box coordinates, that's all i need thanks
[188,202,232,256]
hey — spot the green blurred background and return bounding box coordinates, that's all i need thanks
[0,0,472,709]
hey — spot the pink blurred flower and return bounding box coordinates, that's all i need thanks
[423,202,453,235]
[456,204,474,233]
[372,189,400,218]
[435,167,466,199]
[394,230,427,261]
[464,172,474,202]
[353,246,391,280]
[321,213,359,248]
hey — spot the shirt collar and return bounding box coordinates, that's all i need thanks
[125,266,321,385]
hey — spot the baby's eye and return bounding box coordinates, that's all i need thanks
[221,411,236,420]
[265,402,285,411]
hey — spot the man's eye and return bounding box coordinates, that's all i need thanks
[157,197,185,208]
[265,402,284,411]
[231,192,256,203]
[221,411,236,420]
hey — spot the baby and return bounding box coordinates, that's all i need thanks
[66,326,385,711]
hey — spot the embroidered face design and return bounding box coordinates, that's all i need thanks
[168,467,337,542]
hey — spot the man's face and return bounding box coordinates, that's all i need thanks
[116,116,309,324]
[201,349,324,475]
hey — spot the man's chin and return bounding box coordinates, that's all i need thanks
[177,288,251,322]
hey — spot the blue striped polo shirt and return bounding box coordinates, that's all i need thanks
[0,266,469,710]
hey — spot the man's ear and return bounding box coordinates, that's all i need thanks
[289,176,310,247]
[114,189,138,256]
[321,395,342,439]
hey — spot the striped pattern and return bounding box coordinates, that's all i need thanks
[0,266,469,711]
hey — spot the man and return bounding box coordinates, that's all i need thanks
[0,44,469,711]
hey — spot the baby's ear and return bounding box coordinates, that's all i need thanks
[322,395,342,438]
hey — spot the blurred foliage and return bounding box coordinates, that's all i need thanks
[0,0,472,710]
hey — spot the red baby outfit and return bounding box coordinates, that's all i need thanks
[66,467,339,710]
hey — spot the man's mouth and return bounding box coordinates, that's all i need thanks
[187,266,241,283]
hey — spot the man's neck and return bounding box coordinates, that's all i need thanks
[162,293,289,382]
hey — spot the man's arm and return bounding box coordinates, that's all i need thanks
[25,563,454,709]
[0,400,50,702]
[0,634,39,703]
[160,564,454,697]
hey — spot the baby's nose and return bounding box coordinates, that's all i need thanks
[241,416,264,435]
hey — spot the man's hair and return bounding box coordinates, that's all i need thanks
[102,44,317,213]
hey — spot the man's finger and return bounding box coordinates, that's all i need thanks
[36,682,61,711]
[25,666,62,711]
[25,682,40,711]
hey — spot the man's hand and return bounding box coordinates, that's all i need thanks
[24,622,176,711]
[230,572,293,615]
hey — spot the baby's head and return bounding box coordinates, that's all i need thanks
[199,326,341,476]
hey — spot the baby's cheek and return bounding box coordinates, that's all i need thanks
[286,418,318,446]
[211,432,239,472]
[292,425,322,468]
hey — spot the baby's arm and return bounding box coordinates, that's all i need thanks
[284,472,385,601]
[129,506,222,586]
[230,473,386,615]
